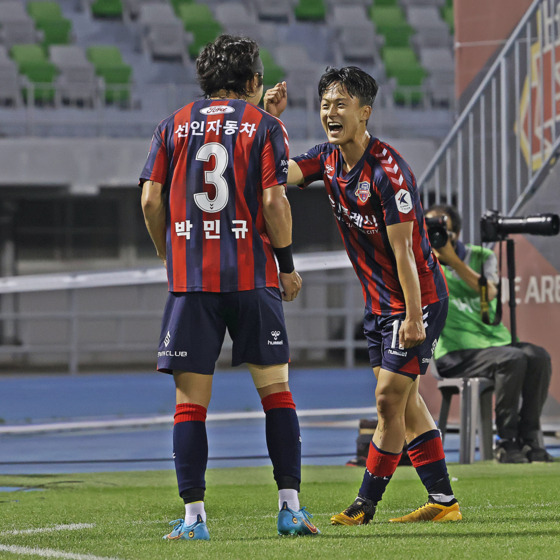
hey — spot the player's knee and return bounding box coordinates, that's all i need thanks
[248,363,289,389]
[375,390,404,420]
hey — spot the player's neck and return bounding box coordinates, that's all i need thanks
[339,131,371,172]
[209,90,245,101]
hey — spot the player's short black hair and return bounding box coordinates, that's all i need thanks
[318,66,379,107]
[196,34,262,98]
[428,204,463,234]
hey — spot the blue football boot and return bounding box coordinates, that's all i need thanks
[277,502,320,536]
[162,515,210,541]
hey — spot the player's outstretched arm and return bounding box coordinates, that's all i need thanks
[141,180,167,267]
[262,184,302,302]
[387,221,425,348]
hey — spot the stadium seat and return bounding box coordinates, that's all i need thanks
[27,1,73,47]
[10,44,58,104]
[430,360,495,464]
[337,24,381,66]
[177,4,222,59]
[90,0,124,19]
[294,0,326,22]
[0,2,43,48]
[49,45,100,106]
[369,5,414,48]
[252,0,292,23]
[86,46,133,104]
[0,46,23,106]
[442,0,454,34]
[382,46,427,105]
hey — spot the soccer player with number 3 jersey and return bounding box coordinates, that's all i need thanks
[265,66,462,525]
[139,35,319,540]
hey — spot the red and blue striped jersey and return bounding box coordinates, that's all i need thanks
[293,137,448,315]
[140,99,289,292]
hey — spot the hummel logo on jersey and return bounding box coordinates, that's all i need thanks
[268,331,284,346]
[164,331,171,347]
[395,188,413,214]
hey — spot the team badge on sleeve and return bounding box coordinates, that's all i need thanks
[355,181,371,204]
[395,189,413,214]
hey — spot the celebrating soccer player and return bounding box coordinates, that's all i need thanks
[139,35,319,540]
[265,67,462,524]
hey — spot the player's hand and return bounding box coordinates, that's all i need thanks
[264,81,287,118]
[279,270,302,302]
[398,316,426,348]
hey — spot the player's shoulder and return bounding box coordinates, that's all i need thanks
[369,137,414,182]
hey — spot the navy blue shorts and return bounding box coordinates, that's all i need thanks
[364,298,448,379]
[157,288,290,375]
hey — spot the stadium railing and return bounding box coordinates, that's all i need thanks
[0,251,367,374]
[418,0,560,242]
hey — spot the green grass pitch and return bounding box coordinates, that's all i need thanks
[1,462,559,559]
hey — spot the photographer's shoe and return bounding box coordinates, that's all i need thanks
[494,440,529,463]
[522,444,554,462]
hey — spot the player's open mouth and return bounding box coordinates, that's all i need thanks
[327,122,343,133]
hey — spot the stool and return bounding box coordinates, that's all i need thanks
[437,377,495,464]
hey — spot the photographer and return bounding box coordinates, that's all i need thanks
[425,204,553,463]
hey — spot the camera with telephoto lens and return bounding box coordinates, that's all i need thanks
[425,216,449,249]
[480,210,560,242]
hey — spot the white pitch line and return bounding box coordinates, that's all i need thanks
[0,406,377,435]
[0,523,95,537]
[0,544,122,560]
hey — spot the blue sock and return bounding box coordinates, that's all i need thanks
[173,403,208,500]
[262,392,301,490]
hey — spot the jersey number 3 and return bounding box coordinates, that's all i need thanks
[194,142,229,213]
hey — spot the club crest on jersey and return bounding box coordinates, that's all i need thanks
[199,105,235,115]
[355,181,371,204]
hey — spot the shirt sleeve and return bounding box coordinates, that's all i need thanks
[261,118,289,190]
[375,146,418,226]
[292,144,326,188]
[138,122,168,187]
[483,251,499,283]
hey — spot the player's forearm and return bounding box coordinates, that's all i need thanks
[263,190,293,248]
[394,246,423,320]
[141,183,166,260]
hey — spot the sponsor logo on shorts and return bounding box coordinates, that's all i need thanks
[422,358,431,363]
[158,350,188,357]
[164,331,171,347]
[268,330,284,346]
[388,349,408,357]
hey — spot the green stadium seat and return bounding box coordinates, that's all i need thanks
[27,1,73,46]
[372,0,398,5]
[27,1,63,20]
[177,4,222,58]
[86,46,132,104]
[170,0,194,17]
[294,0,326,22]
[10,44,57,104]
[259,48,285,88]
[91,0,124,19]
[382,46,427,105]
[370,6,414,48]
[442,4,454,34]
